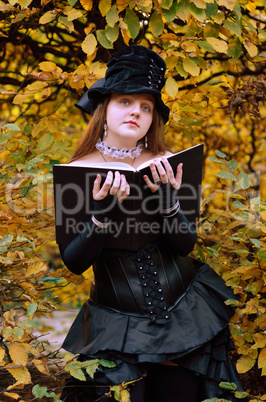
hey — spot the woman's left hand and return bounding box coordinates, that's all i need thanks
[143,158,183,193]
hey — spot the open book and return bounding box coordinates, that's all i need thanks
[53,143,204,249]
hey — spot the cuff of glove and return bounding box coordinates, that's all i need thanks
[160,200,180,218]
[92,215,110,228]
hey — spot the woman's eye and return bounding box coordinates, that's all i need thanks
[120,100,129,105]
[142,105,151,111]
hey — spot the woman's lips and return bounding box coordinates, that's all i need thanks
[125,120,139,127]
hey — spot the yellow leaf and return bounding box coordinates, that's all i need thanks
[99,0,111,16]
[32,358,49,374]
[26,261,49,278]
[12,93,30,104]
[117,0,129,12]
[120,389,131,402]
[191,0,206,8]
[24,81,48,94]
[258,348,266,369]
[0,346,5,362]
[9,343,28,366]
[181,41,199,54]
[66,9,83,21]
[84,22,94,35]
[217,0,237,11]
[80,0,93,11]
[247,0,256,12]
[165,76,179,99]
[3,392,20,400]
[160,33,178,42]
[39,10,57,24]
[82,33,97,56]
[236,355,256,373]
[244,41,258,58]
[183,58,200,76]
[251,333,266,349]
[23,343,40,358]
[135,0,152,6]
[39,61,57,72]
[206,37,228,53]
[6,365,31,384]
[18,0,32,7]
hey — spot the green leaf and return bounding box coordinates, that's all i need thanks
[99,359,116,368]
[215,171,237,181]
[105,24,119,43]
[250,238,260,248]
[224,19,241,37]
[36,133,54,153]
[99,0,111,17]
[195,40,216,53]
[68,0,77,6]
[233,200,247,209]
[232,249,249,255]
[27,302,38,317]
[70,368,86,381]
[234,391,249,399]
[204,22,219,38]
[32,385,48,398]
[26,157,44,170]
[106,5,119,27]
[227,159,238,171]
[17,234,35,249]
[206,2,218,18]
[209,157,225,164]
[183,57,200,77]
[84,360,100,378]
[59,16,74,32]
[0,234,13,247]
[96,29,113,49]
[224,299,243,307]
[228,38,242,62]
[124,10,140,39]
[219,381,237,391]
[149,11,164,36]
[161,0,173,9]
[4,123,21,131]
[176,0,191,21]
[238,172,250,189]
[215,150,226,158]
[190,3,206,22]
[13,327,24,339]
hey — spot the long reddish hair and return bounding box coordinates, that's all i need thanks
[69,95,166,163]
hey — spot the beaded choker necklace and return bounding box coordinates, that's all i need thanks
[95,139,143,160]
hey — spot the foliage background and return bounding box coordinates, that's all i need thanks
[0,0,265,400]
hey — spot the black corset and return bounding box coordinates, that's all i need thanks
[90,241,198,325]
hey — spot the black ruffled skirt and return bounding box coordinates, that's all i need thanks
[61,261,244,401]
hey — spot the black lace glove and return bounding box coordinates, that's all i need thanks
[92,192,118,224]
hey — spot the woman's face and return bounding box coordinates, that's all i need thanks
[105,93,155,147]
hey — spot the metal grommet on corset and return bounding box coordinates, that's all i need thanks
[134,249,170,324]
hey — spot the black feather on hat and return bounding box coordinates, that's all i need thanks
[75,46,170,123]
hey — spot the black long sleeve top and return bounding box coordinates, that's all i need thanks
[59,210,197,275]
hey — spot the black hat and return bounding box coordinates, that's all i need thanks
[75,46,170,123]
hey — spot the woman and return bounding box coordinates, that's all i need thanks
[58,46,243,402]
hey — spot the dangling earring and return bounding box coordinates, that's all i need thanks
[145,135,148,148]
[104,123,107,137]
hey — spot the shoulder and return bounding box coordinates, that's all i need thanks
[68,150,103,166]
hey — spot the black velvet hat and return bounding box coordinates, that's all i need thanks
[75,46,170,123]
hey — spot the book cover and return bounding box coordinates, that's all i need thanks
[53,144,204,249]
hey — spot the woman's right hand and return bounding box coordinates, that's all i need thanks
[93,171,130,203]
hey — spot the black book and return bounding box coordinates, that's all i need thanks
[53,143,204,250]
